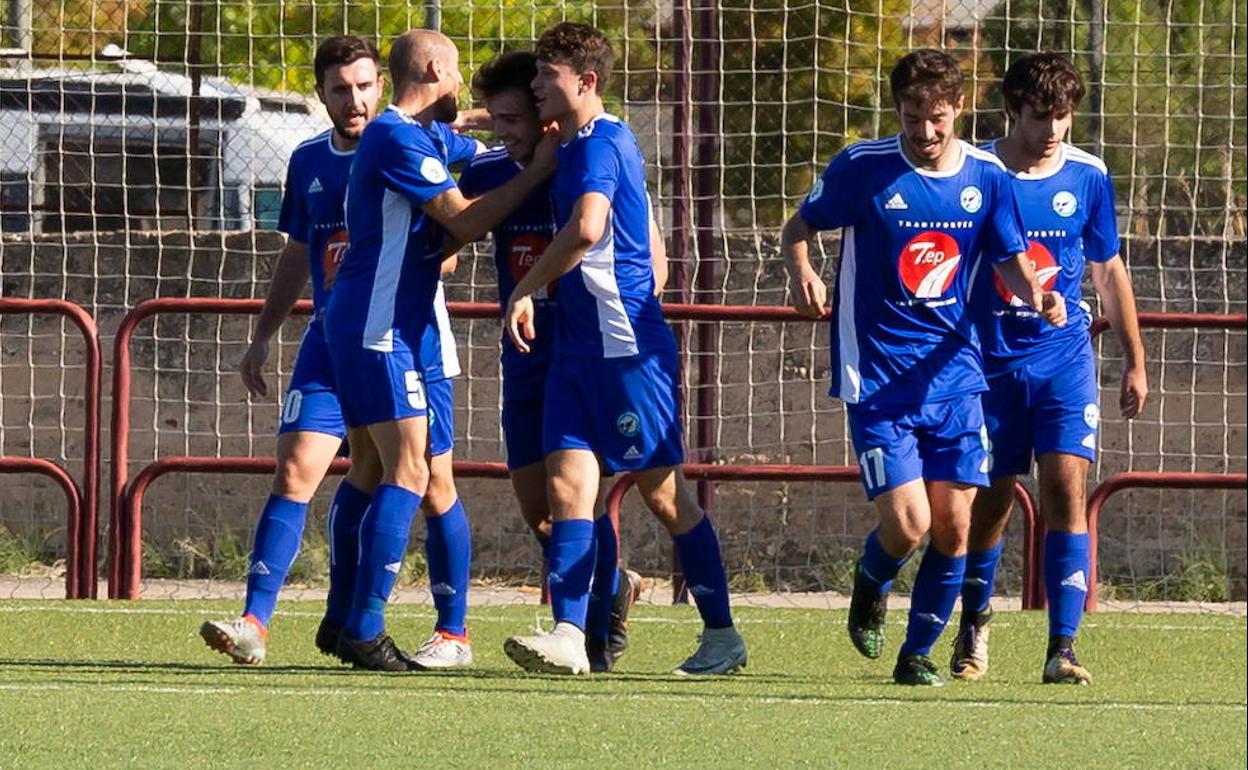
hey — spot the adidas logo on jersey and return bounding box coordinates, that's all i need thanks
[249,561,270,576]
[623,445,642,461]
[307,177,323,194]
[431,582,456,596]
[1061,570,1088,593]
[884,192,908,210]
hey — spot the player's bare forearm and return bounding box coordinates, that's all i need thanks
[995,253,1043,311]
[780,213,828,318]
[1091,257,1145,368]
[650,215,669,296]
[253,239,310,343]
[512,194,608,300]
[441,254,459,276]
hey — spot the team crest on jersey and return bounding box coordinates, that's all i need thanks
[1052,191,1078,217]
[994,240,1059,306]
[899,230,961,299]
[419,156,449,184]
[616,411,641,437]
[1084,403,1100,429]
[807,178,825,203]
[960,185,983,213]
[321,230,349,290]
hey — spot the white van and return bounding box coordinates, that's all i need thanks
[0,54,328,233]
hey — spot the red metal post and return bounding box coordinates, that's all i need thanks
[1084,471,1246,611]
[0,457,83,599]
[0,298,101,599]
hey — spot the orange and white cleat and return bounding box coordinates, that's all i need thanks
[200,615,268,665]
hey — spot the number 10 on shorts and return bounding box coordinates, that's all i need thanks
[859,447,886,492]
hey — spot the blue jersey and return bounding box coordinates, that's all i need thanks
[458,148,557,390]
[974,141,1121,372]
[551,114,674,359]
[277,130,353,318]
[327,106,480,353]
[799,136,1027,406]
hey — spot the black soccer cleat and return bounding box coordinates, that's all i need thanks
[589,568,643,673]
[847,559,889,659]
[334,632,415,672]
[315,617,343,660]
[894,652,945,687]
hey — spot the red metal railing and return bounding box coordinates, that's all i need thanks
[1085,471,1247,611]
[605,464,1044,607]
[0,458,83,598]
[0,298,102,599]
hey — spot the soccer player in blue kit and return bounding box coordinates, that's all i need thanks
[323,29,557,671]
[780,50,1066,685]
[199,36,387,666]
[458,51,658,672]
[501,23,747,676]
[951,52,1147,685]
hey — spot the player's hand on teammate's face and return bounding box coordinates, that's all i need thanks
[239,340,270,397]
[451,107,492,133]
[790,269,829,319]
[1039,291,1066,328]
[505,293,537,353]
[528,124,560,177]
[1120,365,1148,419]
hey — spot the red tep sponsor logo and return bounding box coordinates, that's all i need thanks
[994,240,1060,306]
[509,234,557,298]
[899,230,961,299]
[321,229,349,290]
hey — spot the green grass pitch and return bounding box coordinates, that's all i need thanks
[0,601,1243,768]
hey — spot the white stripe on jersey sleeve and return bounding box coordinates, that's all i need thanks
[1064,145,1110,174]
[837,225,862,403]
[580,217,640,358]
[433,281,462,378]
[362,188,411,352]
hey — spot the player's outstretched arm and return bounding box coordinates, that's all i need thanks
[780,212,829,318]
[1091,255,1148,418]
[240,238,310,398]
[994,252,1067,328]
[650,214,669,297]
[421,129,558,246]
[504,192,612,352]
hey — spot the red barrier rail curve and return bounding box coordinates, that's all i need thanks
[605,464,1043,607]
[1,298,102,599]
[1085,472,1247,611]
[0,458,83,598]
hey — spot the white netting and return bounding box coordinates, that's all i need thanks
[0,1,1243,603]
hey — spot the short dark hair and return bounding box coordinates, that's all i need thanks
[472,51,539,101]
[1003,51,1086,118]
[314,35,381,87]
[889,49,964,107]
[534,22,614,94]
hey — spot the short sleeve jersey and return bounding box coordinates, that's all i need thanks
[798,136,1028,406]
[329,106,480,354]
[973,141,1121,372]
[458,148,557,390]
[550,114,674,359]
[276,130,353,321]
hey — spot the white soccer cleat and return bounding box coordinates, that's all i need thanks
[673,626,748,675]
[503,622,590,675]
[409,630,474,670]
[200,616,267,666]
[949,608,992,681]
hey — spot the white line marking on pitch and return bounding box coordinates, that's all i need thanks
[0,604,1242,633]
[0,681,1242,713]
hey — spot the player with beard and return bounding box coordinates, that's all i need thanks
[501,23,746,676]
[200,35,388,666]
[323,29,557,670]
[780,49,1066,686]
[951,52,1147,685]
[458,51,664,672]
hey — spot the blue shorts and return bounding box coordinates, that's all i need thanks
[543,351,684,474]
[278,322,347,439]
[326,334,428,429]
[426,377,455,458]
[502,392,545,470]
[984,342,1099,478]
[847,394,990,500]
